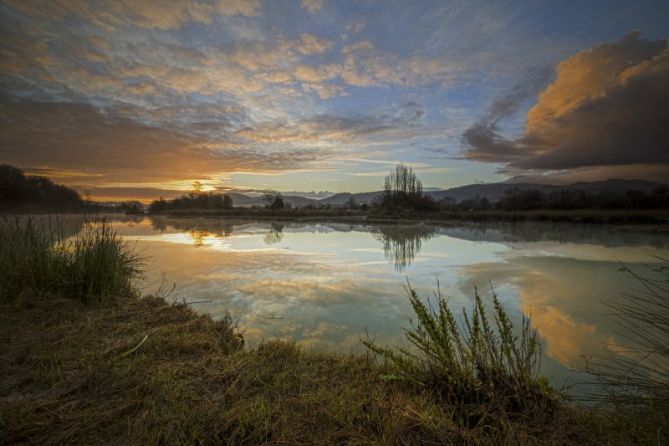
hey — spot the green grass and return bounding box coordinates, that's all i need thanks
[363,283,555,419]
[0,217,142,303]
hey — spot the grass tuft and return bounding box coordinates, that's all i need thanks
[0,217,142,303]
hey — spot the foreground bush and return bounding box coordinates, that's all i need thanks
[0,217,141,303]
[363,283,555,417]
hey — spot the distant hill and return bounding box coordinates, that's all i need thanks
[320,192,382,206]
[429,179,666,203]
[226,179,667,207]
[226,192,320,208]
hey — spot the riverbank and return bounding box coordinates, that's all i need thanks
[0,293,656,445]
[150,208,669,225]
[1,217,666,444]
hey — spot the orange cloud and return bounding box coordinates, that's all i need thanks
[463,32,669,180]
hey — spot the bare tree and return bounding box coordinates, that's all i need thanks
[385,164,422,196]
[379,163,434,211]
[263,189,284,210]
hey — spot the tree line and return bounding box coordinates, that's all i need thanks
[148,190,233,213]
[148,165,668,213]
[443,186,669,212]
[0,165,83,211]
[6,160,661,214]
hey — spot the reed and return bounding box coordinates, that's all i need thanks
[585,259,669,412]
[0,217,142,303]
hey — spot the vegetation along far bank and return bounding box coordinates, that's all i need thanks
[3,163,668,225]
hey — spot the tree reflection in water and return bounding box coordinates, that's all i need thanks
[374,225,437,272]
[190,230,208,247]
[149,217,233,245]
[263,223,284,245]
[148,217,284,247]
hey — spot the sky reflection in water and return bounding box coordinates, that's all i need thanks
[110,216,669,392]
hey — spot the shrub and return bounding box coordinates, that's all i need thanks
[363,282,555,416]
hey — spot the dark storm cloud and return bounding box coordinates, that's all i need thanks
[461,66,553,162]
[463,33,669,180]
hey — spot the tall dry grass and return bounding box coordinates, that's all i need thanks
[586,259,669,412]
[0,217,142,303]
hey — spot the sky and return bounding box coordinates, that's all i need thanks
[0,0,668,201]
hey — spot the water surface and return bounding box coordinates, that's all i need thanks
[106,216,668,393]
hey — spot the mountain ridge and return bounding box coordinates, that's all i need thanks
[223,179,666,207]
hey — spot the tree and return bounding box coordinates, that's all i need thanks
[148,192,233,213]
[223,194,233,209]
[263,189,284,210]
[385,163,423,196]
[0,164,83,210]
[190,181,203,199]
[148,197,168,213]
[377,163,435,212]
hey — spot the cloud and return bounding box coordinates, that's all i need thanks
[0,95,330,184]
[463,33,669,181]
[340,40,462,88]
[3,0,260,30]
[292,64,340,82]
[296,34,333,55]
[344,20,365,36]
[0,90,428,194]
[301,0,325,13]
[1,2,466,113]
[216,0,261,17]
[461,123,527,163]
[303,83,347,99]
[233,102,425,145]
[504,164,669,185]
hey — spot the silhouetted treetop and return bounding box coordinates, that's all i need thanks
[377,163,436,212]
[148,191,234,212]
[0,164,83,210]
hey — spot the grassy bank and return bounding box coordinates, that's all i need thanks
[1,294,658,445]
[151,208,669,225]
[0,219,665,444]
